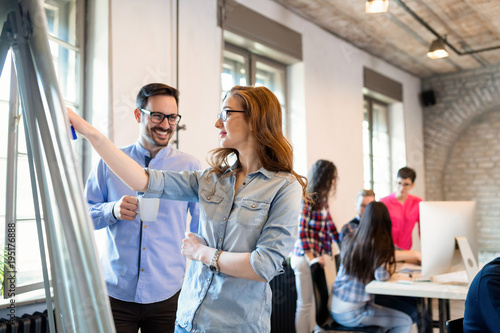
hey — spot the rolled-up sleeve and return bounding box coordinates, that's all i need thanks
[250,179,302,281]
[142,168,165,197]
[141,168,202,202]
[374,266,392,281]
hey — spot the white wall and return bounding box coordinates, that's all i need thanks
[107,0,425,229]
[110,0,177,147]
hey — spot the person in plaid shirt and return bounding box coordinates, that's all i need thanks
[331,202,412,332]
[291,159,339,333]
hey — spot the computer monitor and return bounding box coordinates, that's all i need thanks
[419,201,478,280]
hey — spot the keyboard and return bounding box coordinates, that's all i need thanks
[409,271,432,282]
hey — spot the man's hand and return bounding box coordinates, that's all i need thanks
[112,195,139,221]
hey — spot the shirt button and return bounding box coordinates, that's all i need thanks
[251,204,256,208]
[243,182,246,185]
[142,247,146,250]
[207,278,210,281]
[144,225,148,229]
[141,268,144,272]
[219,238,222,242]
[207,196,211,200]
[223,217,227,221]
[110,220,114,223]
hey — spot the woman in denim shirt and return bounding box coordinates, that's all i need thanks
[68,85,307,333]
[331,202,412,333]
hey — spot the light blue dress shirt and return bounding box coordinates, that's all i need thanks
[144,164,302,333]
[85,142,201,304]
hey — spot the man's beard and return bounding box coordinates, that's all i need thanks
[149,127,173,147]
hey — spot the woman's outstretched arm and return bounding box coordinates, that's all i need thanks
[67,108,149,192]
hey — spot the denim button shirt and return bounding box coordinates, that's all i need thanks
[144,165,301,332]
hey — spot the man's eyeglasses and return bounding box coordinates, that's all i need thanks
[139,108,181,124]
[217,109,246,122]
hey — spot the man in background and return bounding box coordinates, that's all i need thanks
[380,166,422,252]
[85,83,201,333]
[339,189,375,246]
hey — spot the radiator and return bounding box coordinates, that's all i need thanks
[0,310,50,333]
[270,259,297,333]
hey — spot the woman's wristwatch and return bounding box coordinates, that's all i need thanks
[209,249,222,273]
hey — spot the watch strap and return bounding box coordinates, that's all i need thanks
[209,249,222,273]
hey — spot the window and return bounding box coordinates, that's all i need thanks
[221,44,288,136]
[362,68,406,198]
[0,0,82,298]
[363,96,392,198]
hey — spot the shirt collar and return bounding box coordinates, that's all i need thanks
[224,161,274,179]
[134,141,172,159]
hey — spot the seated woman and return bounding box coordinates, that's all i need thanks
[330,202,413,333]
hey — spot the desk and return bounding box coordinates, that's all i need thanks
[366,275,468,333]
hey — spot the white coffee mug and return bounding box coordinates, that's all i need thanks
[137,197,160,222]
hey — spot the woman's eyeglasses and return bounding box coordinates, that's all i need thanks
[217,109,246,122]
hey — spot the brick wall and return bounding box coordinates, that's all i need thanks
[422,64,500,257]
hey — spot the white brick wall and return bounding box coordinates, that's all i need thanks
[422,64,500,260]
[444,111,500,253]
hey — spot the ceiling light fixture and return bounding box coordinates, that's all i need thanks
[365,0,389,14]
[427,38,449,59]
[394,0,500,58]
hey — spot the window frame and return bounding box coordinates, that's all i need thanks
[222,42,290,137]
[0,0,84,299]
[363,95,393,197]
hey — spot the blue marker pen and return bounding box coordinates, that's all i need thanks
[71,126,77,140]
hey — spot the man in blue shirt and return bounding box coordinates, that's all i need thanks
[85,83,200,333]
[464,257,500,332]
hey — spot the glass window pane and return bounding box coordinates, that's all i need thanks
[44,0,77,46]
[51,45,79,104]
[363,97,391,196]
[363,101,372,188]
[0,158,6,217]
[222,50,247,93]
[16,156,37,220]
[255,60,287,134]
[373,103,388,133]
[255,61,285,105]
[0,52,12,101]
[372,101,391,197]
[363,153,372,186]
[0,102,10,158]
[16,220,44,287]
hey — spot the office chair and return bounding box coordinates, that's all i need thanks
[446,317,463,333]
[310,262,383,333]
